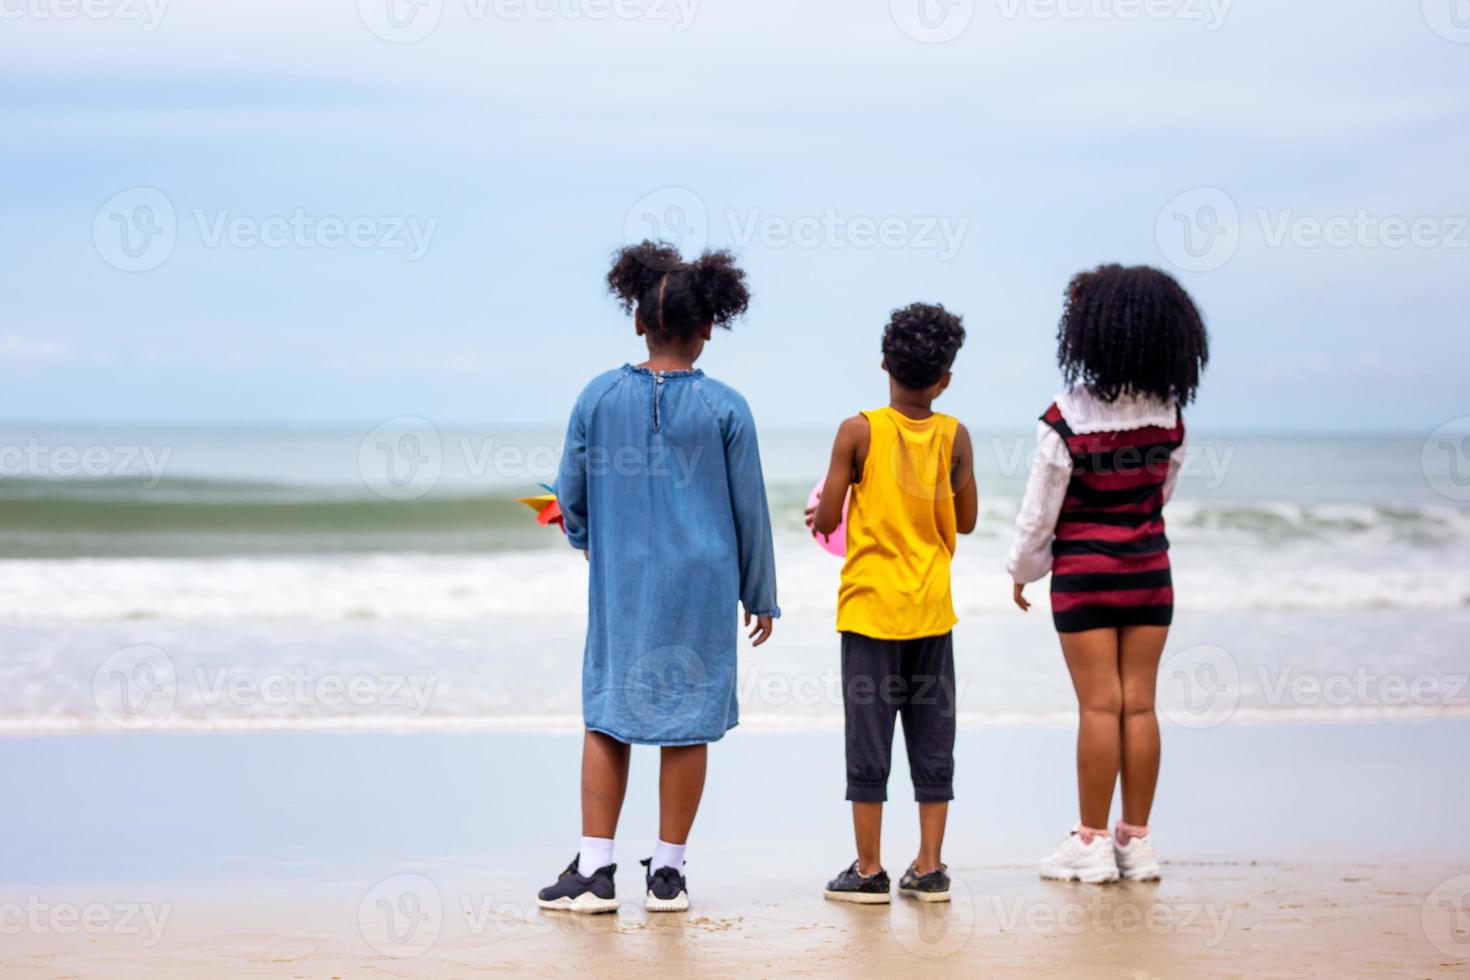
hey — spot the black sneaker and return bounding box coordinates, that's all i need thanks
[640,857,690,912]
[898,863,951,903]
[823,860,891,904]
[536,855,619,914]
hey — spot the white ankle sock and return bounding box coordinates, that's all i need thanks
[651,839,686,873]
[579,836,614,873]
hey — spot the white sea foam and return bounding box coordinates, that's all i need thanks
[4,524,1467,623]
[4,431,1465,733]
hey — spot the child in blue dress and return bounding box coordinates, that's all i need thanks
[537,241,780,914]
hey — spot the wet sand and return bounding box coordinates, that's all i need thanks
[1,722,1466,976]
[4,861,1465,977]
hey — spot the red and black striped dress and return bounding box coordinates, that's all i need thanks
[1043,402,1185,633]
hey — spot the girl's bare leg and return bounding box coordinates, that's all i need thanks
[1118,625,1169,826]
[1059,628,1123,829]
[581,729,631,838]
[658,744,708,845]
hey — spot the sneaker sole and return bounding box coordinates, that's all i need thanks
[1120,864,1161,882]
[536,894,620,914]
[1039,863,1119,884]
[824,889,891,904]
[898,888,951,903]
[645,890,690,913]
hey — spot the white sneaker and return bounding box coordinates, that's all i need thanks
[1039,830,1120,884]
[1114,834,1161,881]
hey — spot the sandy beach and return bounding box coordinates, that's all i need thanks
[3,721,1466,977]
[5,862,1461,978]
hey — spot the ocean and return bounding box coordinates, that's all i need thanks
[2,423,1467,733]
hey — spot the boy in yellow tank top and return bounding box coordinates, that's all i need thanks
[807,302,976,904]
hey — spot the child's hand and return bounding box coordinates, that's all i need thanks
[1012,583,1030,612]
[804,500,818,537]
[745,611,774,647]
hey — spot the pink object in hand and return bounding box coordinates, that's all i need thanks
[807,480,849,558]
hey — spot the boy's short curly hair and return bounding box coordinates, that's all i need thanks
[881,302,966,390]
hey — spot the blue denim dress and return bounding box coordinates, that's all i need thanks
[556,365,781,746]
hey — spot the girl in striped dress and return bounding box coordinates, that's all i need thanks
[1008,264,1209,883]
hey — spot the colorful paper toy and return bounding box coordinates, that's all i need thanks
[516,483,565,533]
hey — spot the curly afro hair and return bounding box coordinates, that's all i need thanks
[881,302,967,390]
[1058,264,1209,405]
[607,240,751,342]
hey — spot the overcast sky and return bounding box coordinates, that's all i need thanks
[2,0,1466,432]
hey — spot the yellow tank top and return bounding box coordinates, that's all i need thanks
[836,407,959,640]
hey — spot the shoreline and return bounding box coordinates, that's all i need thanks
[5,720,1466,871]
[8,605,1470,735]
[5,702,1470,736]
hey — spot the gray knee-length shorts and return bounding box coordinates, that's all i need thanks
[840,631,957,803]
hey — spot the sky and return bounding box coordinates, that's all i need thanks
[1,0,1466,434]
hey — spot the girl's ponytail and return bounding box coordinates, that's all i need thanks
[691,249,751,327]
[607,240,682,314]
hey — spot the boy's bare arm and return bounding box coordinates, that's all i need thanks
[809,415,866,536]
[952,423,978,534]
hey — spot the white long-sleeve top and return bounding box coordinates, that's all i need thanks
[1006,387,1187,584]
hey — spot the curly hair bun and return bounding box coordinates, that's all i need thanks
[691,249,751,327]
[881,302,967,390]
[606,240,751,340]
[607,241,682,313]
